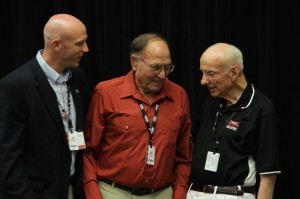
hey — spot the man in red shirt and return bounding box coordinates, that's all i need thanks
[83,33,192,199]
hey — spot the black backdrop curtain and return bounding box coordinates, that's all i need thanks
[1,1,299,198]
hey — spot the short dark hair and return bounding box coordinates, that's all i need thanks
[129,33,168,56]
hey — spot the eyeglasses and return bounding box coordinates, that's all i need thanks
[138,58,175,75]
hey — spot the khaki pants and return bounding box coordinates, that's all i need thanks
[98,181,173,199]
[68,184,74,199]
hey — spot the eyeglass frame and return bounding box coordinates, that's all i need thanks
[137,57,175,75]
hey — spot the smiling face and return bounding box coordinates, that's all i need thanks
[131,40,172,97]
[199,44,237,99]
[57,24,89,69]
[200,56,233,98]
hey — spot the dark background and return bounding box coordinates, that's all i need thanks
[1,1,299,198]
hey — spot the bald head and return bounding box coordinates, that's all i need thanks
[201,42,244,72]
[43,14,86,47]
[41,14,89,73]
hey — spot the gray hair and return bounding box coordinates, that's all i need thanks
[208,42,244,72]
[130,33,168,56]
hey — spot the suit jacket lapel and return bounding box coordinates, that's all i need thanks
[69,82,84,131]
[31,61,69,147]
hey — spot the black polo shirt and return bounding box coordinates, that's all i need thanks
[190,84,280,186]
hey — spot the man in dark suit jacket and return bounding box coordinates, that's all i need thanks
[0,14,90,199]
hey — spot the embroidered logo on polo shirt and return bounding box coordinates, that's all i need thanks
[226,120,240,131]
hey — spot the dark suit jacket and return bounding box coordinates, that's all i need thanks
[0,58,89,199]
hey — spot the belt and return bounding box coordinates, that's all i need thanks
[191,185,255,196]
[101,178,171,196]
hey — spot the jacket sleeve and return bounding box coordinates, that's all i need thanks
[0,78,37,199]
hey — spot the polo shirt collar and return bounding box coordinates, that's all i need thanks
[221,83,255,113]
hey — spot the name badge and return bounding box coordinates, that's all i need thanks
[204,151,220,172]
[146,145,155,165]
[67,130,86,151]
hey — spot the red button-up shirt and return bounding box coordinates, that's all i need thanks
[83,70,192,199]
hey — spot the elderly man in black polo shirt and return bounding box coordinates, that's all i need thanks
[187,43,280,199]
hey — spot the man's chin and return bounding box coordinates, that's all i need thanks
[150,85,163,93]
[209,91,218,97]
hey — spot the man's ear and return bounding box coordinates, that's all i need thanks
[130,55,139,71]
[231,64,240,79]
[51,39,61,51]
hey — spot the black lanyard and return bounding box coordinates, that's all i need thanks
[58,85,73,133]
[212,104,236,153]
[137,100,159,147]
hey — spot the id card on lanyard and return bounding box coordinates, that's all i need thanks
[68,130,86,150]
[137,100,159,166]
